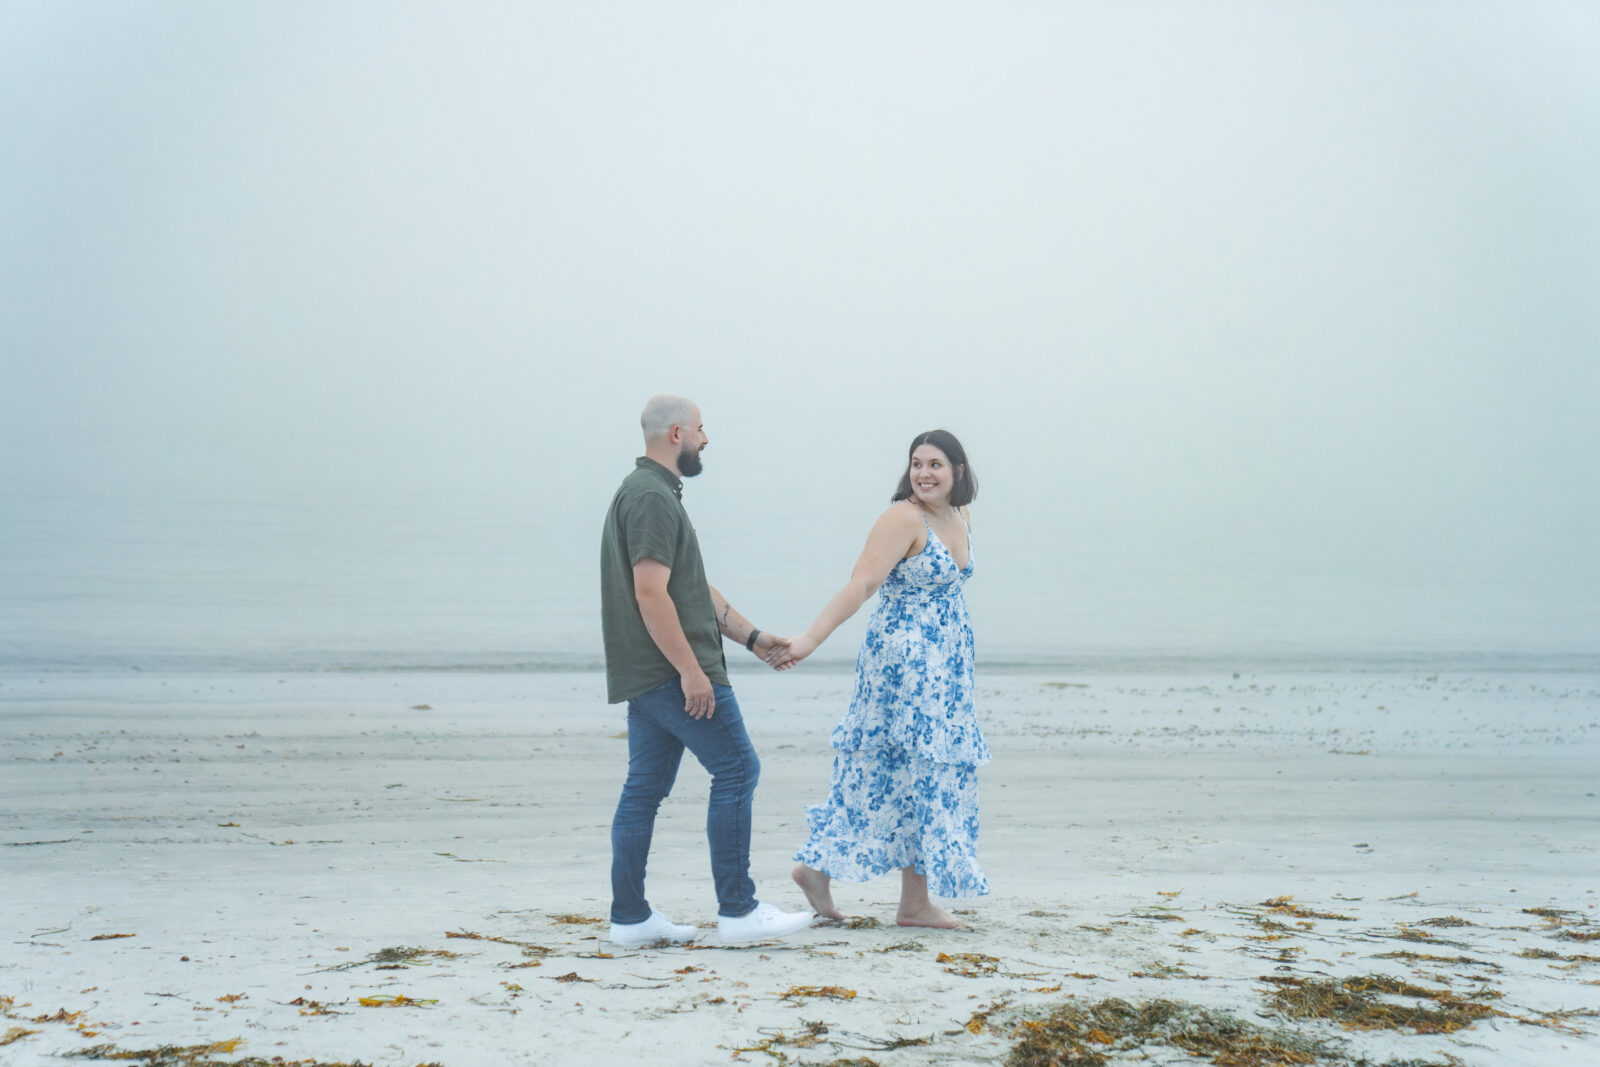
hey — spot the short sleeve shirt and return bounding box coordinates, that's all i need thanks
[600,457,730,703]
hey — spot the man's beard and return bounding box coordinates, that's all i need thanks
[678,443,704,477]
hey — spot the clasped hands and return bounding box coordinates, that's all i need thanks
[753,632,817,672]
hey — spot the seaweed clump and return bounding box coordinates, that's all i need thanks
[62,1041,444,1067]
[1262,975,1500,1034]
[1007,997,1333,1067]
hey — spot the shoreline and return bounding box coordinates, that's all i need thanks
[5,648,1600,679]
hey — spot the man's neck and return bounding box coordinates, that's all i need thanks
[643,444,681,477]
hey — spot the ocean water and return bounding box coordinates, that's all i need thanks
[3,484,1595,675]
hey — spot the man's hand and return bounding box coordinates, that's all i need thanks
[683,668,716,719]
[767,634,818,671]
[752,631,790,670]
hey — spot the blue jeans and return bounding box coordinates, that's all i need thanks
[610,679,761,923]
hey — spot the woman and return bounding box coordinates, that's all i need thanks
[771,429,989,928]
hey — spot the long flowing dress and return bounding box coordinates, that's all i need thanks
[793,513,990,898]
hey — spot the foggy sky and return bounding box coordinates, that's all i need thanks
[3,1,1597,655]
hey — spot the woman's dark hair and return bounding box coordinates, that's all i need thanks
[892,429,978,507]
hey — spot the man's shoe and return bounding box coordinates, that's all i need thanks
[717,902,814,945]
[609,910,699,947]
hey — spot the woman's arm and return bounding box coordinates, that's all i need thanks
[769,504,921,669]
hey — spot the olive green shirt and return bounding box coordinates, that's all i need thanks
[600,457,730,703]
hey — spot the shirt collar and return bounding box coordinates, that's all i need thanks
[636,456,683,499]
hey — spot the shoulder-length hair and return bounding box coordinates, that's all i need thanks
[891,429,978,507]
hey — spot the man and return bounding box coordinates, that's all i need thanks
[600,394,814,947]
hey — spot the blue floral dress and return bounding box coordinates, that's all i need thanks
[794,512,990,898]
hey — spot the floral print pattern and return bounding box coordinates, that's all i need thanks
[794,516,990,898]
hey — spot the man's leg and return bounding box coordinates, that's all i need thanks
[609,683,686,925]
[689,685,761,918]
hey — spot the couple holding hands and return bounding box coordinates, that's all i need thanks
[599,394,988,947]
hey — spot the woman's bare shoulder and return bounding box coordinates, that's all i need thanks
[876,500,924,529]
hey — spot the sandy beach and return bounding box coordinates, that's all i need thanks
[3,667,1597,1066]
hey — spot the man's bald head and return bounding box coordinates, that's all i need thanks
[641,394,699,443]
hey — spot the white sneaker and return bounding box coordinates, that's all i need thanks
[609,910,699,947]
[717,902,814,945]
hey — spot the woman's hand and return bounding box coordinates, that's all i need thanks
[768,634,818,671]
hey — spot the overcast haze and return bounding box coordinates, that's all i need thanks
[3,1,1597,664]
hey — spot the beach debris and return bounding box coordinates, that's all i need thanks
[66,1038,244,1061]
[1007,997,1338,1066]
[1390,925,1465,946]
[732,1019,831,1055]
[313,945,461,973]
[1519,948,1600,965]
[1133,910,1186,922]
[872,939,925,953]
[409,704,431,710]
[444,929,552,957]
[2,1026,41,1046]
[547,972,596,984]
[62,1041,441,1067]
[938,951,1000,977]
[775,985,857,1002]
[356,993,437,1007]
[1261,974,1504,1034]
[1258,897,1355,922]
[285,997,342,1016]
[1373,951,1498,970]
[961,999,1011,1035]
[549,913,605,925]
[89,933,137,941]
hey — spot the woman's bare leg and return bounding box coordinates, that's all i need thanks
[792,863,845,920]
[895,868,968,929]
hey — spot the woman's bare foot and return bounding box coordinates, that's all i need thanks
[792,864,845,921]
[895,902,969,929]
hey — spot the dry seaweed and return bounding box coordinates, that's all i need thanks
[66,1041,246,1063]
[549,913,605,925]
[1262,975,1501,1035]
[1007,997,1334,1067]
[444,929,552,954]
[313,946,460,973]
[1259,897,1355,922]
[1371,952,1496,969]
[732,1019,832,1055]
[775,985,857,1002]
[65,1043,440,1067]
[938,951,1000,977]
[355,994,437,1008]
[1519,948,1600,965]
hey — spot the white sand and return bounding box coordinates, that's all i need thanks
[3,668,1598,1066]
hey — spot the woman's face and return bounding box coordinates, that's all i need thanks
[907,444,958,507]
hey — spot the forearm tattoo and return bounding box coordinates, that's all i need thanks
[720,603,733,629]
